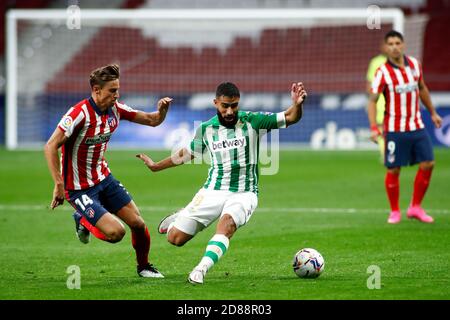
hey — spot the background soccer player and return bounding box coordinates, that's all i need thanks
[44,64,172,277]
[367,30,442,224]
[136,81,306,284]
[366,38,388,162]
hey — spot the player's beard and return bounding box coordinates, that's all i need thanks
[217,111,238,128]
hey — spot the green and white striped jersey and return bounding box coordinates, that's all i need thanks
[189,111,286,194]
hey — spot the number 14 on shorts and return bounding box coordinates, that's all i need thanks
[74,195,94,211]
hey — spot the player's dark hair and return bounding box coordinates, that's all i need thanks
[216,82,240,98]
[89,64,120,88]
[384,30,404,42]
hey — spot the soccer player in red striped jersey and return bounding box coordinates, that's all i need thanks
[367,30,442,224]
[44,64,172,277]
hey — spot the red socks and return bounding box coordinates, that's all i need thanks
[80,217,151,267]
[80,216,108,241]
[385,168,432,211]
[385,171,400,212]
[412,168,433,207]
[131,226,151,268]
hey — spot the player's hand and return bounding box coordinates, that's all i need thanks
[136,153,158,172]
[157,97,173,114]
[431,112,442,129]
[370,124,381,143]
[50,184,65,209]
[291,82,307,106]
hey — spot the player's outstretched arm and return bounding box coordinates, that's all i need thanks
[136,148,194,172]
[418,78,442,129]
[132,97,173,127]
[284,82,307,127]
[44,128,68,209]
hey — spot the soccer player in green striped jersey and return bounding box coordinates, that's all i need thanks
[137,82,307,284]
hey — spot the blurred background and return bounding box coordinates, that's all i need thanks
[1,0,449,150]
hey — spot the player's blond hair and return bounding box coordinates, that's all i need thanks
[89,64,120,88]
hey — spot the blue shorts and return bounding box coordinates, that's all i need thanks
[384,129,434,168]
[66,174,132,226]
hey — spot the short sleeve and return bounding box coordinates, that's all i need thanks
[248,111,286,130]
[115,102,138,121]
[371,68,386,94]
[417,61,423,82]
[57,107,85,138]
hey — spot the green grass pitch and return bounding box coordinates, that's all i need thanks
[0,148,449,300]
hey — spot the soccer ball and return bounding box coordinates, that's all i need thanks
[292,248,325,278]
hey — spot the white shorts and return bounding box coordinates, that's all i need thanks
[173,188,258,236]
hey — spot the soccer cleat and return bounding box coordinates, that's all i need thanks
[407,206,434,223]
[387,210,401,224]
[137,263,164,278]
[73,212,90,244]
[188,267,206,285]
[157,209,182,234]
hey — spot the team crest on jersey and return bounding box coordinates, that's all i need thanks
[86,207,95,218]
[61,116,73,129]
[108,116,117,128]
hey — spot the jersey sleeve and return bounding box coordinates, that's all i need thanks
[417,61,423,82]
[371,67,386,94]
[57,107,85,138]
[188,124,207,158]
[247,111,286,130]
[115,102,138,121]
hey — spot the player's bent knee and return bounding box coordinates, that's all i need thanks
[107,227,126,243]
[96,213,126,242]
[168,238,185,247]
[167,234,187,247]
[217,214,237,238]
[105,224,126,243]
[167,229,192,247]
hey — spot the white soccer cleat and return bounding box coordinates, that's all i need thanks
[73,212,90,244]
[137,263,164,278]
[188,267,205,285]
[158,209,182,234]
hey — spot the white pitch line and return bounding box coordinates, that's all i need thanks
[0,204,448,214]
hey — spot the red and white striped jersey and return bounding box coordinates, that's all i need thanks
[371,55,425,133]
[57,97,137,190]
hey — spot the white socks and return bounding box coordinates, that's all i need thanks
[197,234,230,273]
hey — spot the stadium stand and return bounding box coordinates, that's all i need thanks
[0,0,52,57]
[3,0,450,96]
[1,0,450,148]
[421,1,450,91]
[46,25,388,94]
[38,0,449,95]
